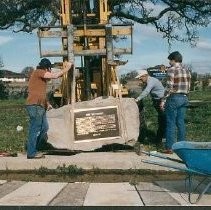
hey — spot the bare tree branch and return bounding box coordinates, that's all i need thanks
[0,0,211,44]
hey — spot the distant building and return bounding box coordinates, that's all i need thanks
[0,70,26,83]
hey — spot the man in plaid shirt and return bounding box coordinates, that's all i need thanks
[161,51,191,153]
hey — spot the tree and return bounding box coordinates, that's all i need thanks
[0,56,4,69]
[0,0,60,32]
[191,71,198,91]
[0,0,211,44]
[202,74,211,90]
[0,68,9,99]
[109,0,211,45]
[0,81,9,99]
[21,66,34,78]
[120,70,138,84]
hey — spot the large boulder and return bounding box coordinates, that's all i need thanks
[47,97,140,151]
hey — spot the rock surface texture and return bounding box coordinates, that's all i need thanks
[47,97,139,151]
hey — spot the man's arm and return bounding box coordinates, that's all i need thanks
[163,69,174,100]
[188,70,191,91]
[135,82,153,102]
[44,62,73,79]
[160,68,174,109]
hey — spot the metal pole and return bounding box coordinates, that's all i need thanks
[84,57,92,100]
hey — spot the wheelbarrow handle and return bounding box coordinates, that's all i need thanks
[140,150,184,164]
[142,159,205,175]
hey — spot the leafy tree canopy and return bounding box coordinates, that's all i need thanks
[0,0,211,44]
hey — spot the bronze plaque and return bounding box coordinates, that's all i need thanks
[74,106,120,141]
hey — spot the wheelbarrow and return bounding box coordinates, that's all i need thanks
[141,141,211,204]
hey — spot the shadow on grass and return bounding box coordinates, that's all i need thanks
[93,143,134,152]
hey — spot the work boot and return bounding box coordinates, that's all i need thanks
[27,152,45,159]
[160,149,173,154]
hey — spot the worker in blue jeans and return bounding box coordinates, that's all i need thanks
[26,58,73,159]
[26,105,49,157]
[164,94,189,151]
[160,51,191,154]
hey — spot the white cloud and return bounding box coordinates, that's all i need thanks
[119,50,168,75]
[191,61,211,74]
[196,39,211,51]
[143,2,167,16]
[133,24,162,44]
[0,36,13,46]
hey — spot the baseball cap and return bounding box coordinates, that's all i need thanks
[39,58,52,69]
[135,70,148,79]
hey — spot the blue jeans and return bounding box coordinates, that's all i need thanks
[165,94,188,149]
[152,99,166,143]
[26,105,49,157]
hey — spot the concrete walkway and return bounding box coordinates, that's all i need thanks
[0,180,210,206]
[0,151,210,206]
[0,151,184,171]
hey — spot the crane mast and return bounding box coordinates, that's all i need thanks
[36,0,139,151]
[38,0,132,105]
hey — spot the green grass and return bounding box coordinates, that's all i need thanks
[0,99,27,152]
[143,90,211,144]
[0,98,25,106]
[0,90,211,152]
[189,90,211,101]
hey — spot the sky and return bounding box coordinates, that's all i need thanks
[0,23,211,75]
[121,23,211,75]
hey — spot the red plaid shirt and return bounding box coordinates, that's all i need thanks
[164,63,191,99]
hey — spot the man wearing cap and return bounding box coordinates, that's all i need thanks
[26,58,73,159]
[160,51,191,154]
[135,70,166,146]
